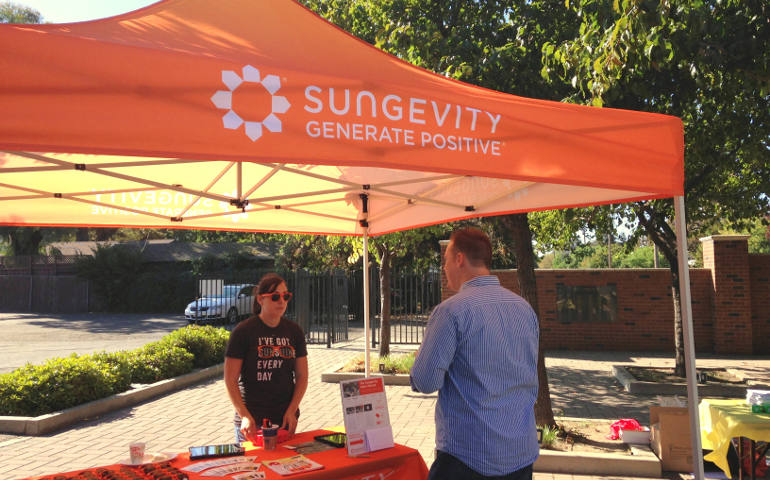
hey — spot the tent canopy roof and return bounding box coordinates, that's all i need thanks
[0,0,684,235]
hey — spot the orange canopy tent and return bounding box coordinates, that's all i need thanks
[0,1,704,476]
[0,0,684,235]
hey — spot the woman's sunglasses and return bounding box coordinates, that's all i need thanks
[259,292,293,302]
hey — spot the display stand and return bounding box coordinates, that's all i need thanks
[339,376,394,456]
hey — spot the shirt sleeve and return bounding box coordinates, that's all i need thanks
[225,322,250,359]
[409,302,458,393]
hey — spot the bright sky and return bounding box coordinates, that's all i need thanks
[15,0,158,23]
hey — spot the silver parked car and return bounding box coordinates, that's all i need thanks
[184,284,255,325]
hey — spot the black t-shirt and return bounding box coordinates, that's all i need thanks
[225,315,307,423]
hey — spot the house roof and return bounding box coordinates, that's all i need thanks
[46,240,275,262]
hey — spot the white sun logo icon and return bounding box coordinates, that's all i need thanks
[211,65,291,141]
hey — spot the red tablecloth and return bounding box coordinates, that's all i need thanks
[23,430,428,480]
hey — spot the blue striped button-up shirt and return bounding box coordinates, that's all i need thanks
[410,275,539,476]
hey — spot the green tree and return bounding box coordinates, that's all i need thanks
[267,234,354,272]
[619,245,670,268]
[0,1,42,23]
[746,219,770,254]
[301,0,582,427]
[709,217,770,254]
[75,244,143,311]
[573,241,624,268]
[2,227,43,255]
[543,0,770,375]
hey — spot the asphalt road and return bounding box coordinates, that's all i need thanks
[0,313,190,374]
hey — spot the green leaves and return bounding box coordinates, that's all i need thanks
[74,244,143,311]
[0,325,228,416]
[161,325,230,368]
[0,1,43,23]
[541,0,769,263]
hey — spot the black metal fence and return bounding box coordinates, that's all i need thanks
[369,269,441,346]
[191,270,351,347]
[0,256,440,348]
[191,268,440,347]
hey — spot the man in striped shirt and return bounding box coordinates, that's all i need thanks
[410,227,540,480]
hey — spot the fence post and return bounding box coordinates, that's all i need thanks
[28,275,33,312]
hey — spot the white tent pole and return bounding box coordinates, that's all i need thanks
[361,193,371,379]
[674,195,704,480]
[362,226,371,378]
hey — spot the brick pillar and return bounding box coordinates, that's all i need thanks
[700,235,752,354]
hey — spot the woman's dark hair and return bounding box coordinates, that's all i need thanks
[252,273,286,315]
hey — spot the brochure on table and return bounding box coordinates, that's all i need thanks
[263,454,323,475]
[339,376,395,456]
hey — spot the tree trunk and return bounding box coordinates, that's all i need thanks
[504,213,556,428]
[670,269,686,377]
[8,227,43,255]
[94,228,119,241]
[378,245,392,357]
[634,203,686,377]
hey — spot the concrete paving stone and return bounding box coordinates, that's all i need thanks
[0,465,24,476]
[3,347,770,480]
[0,458,28,467]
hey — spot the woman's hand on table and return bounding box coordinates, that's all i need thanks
[282,409,299,436]
[240,414,259,443]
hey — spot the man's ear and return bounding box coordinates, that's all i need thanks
[455,251,465,267]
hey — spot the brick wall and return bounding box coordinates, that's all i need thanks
[493,268,715,352]
[750,254,770,353]
[438,237,769,354]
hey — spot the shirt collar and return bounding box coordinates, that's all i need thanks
[460,275,499,290]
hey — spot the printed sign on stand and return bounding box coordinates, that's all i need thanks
[339,376,394,456]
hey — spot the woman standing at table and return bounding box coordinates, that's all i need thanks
[224,273,308,443]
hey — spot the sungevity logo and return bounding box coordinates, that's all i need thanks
[211,65,291,142]
[211,66,503,157]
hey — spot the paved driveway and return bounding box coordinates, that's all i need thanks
[0,313,189,374]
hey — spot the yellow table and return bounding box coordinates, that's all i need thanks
[700,398,770,479]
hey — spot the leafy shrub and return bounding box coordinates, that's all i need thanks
[340,352,415,374]
[88,350,133,393]
[0,355,117,416]
[129,343,194,384]
[160,325,230,368]
[0,325,228,416]
[539,424,560,449]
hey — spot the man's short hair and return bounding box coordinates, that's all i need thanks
[450,227,492,269]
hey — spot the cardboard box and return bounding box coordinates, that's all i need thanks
[649,406,693,472]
